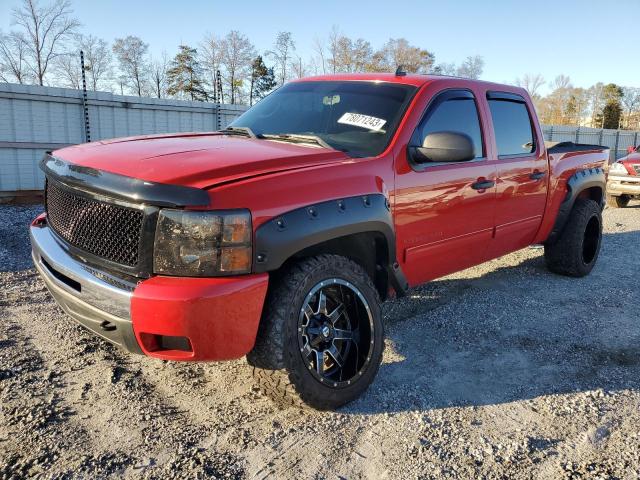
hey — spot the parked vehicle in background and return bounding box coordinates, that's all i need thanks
[30,73,609,410]
[607,145,640,208]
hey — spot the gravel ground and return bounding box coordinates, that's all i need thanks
[1,202,640,479]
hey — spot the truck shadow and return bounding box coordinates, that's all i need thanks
[346,229,640,415]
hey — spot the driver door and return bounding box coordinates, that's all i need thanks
[394,89,497,286]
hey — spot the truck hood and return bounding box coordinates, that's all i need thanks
[621,152,640,163]
[53,132,350,189]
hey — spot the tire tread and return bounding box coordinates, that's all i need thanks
[247,254,381,410]
[544,199,602,277]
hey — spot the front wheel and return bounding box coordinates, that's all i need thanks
[247,255,384,410]
[606,194,630,208]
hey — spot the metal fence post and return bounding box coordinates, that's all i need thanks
[613,130,620,160]
[80,50,91,142]
[634,131,639,149]
[575,126,580,143]
[549,125,554,142]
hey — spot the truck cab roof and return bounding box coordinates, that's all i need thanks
[293,73,530,97]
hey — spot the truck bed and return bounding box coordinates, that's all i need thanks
[545,141,608,154]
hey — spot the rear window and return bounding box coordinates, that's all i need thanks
[488,98,535,157]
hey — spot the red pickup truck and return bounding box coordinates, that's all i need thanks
[30,74,609,410]
[606,145,640,207]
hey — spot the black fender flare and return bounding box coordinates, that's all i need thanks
[253,194,408,296]
[545,167,605,244]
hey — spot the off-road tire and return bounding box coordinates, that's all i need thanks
[246,254,384,410]
[606,194,630,208]
[544,199,602,277]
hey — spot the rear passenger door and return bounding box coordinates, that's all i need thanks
[394,89,497,286]
[484,92,548,259]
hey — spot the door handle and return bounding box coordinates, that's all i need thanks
[471,179,495,190]
[530,171,546,181]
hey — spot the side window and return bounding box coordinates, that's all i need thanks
[488,98,535,157]
[415,93,484,159]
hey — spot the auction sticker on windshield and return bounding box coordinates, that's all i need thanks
[337,112,386,131]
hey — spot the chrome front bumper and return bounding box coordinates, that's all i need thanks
[30,223,143,354]
[607,174,640,196]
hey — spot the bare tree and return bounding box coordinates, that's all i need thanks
[456,55,484,79]
[200,32,223,99]
[0,31,30,83]
[267,31,295,84]
[588,82,605,128]
[326,33,373,73]
[621,87,640,129]
[432,62,456,76]
[11,0,79,85]
[290,55,307,79]
[112,35,149,96]
[327,26,341,74]
[351,38,373,72]
[312,36,327,74]
[552,74,571,91]
[52,34,111,91]
[53,49,81,88]
[371,38,434,73]
[220,30,255,104]
[151,51,168,98]
[515,73,545,99]
[80,35,111,91]
[536,75,577,125]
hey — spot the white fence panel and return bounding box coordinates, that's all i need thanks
[0,83,247,192]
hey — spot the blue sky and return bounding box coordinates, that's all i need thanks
[1,0,638,93]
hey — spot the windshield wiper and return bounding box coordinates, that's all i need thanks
[258,133,333,150]
[222,126,257,138]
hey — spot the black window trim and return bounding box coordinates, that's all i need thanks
[408,88,487,171]
[486,90,539,159]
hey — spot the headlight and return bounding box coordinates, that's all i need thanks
[609,162,628,175]
[154,209,252,276]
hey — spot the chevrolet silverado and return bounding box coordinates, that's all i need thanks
[31,73,609,409]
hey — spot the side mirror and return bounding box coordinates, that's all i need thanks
[628,146,637,154]
[409,131,475,163]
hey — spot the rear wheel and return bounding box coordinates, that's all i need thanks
[247,255,383,410]
[606,194,630,208]
[544,199,602,277]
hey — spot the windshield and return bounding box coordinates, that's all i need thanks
[230,81,417,157]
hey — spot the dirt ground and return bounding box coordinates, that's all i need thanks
[1,202,640,479]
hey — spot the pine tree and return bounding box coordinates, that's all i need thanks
[167,45,207,101]
[249,56,276,106]
[595,84,624,129]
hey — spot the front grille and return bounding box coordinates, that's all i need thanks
[633,164,640,175]
[46,181,145,267]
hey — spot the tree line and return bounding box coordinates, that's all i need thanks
[0,0,485,106]
[515,75,639,130]
[1,0,638,131]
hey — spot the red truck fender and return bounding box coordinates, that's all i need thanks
[545,167,606,244]
[253,194,408,298]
